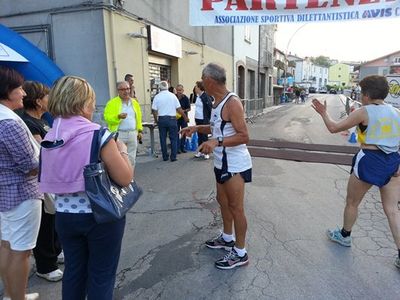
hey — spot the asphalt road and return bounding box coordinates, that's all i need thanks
[13,94,400,299]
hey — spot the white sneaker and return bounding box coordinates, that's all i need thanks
[37,268,63,282]
[194,152,203,158]
[4,293,40,300]
[57,251,64,264]
[25,293,40,300]
[204,154,210,160]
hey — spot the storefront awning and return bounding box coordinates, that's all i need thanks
[0,42,28,62]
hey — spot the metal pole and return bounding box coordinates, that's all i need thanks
[284,23,308,90]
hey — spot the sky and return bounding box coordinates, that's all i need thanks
[275,18,400,63]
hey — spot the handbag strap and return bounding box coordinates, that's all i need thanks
[89,127,110,164]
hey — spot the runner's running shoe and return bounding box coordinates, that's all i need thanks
[205,233,235,250]
[327,227,352,247]
[395,257,400,269]
[215,248,249,270]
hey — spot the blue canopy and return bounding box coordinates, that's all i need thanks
[0,24,64,86]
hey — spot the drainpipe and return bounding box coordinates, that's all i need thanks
[258,26,261,102]
[232,26,235,92]
[108,1,118,92]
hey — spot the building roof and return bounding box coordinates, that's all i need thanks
[360,50,400,67]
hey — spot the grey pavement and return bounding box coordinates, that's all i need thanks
[7,102,400,299]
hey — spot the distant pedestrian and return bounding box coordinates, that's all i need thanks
[168,86,177,95]
[193,80,212,159]
[295,89,301,104]
[124,74,135,98]
[152,81,188,162]
[181,63,252,270]
[312,75,400,269]
[300,89,306,103]
[175,84,191,154]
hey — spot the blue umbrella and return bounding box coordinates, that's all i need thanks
[0,24,64,86]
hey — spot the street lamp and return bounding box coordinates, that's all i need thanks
[284,23,308,90]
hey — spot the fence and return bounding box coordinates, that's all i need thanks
[242,98,265,122]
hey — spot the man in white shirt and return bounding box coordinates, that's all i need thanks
[152,81,188,162]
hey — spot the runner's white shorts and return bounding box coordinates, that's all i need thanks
[0,199,42,251]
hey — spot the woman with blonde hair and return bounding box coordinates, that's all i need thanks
[39,76,133,299]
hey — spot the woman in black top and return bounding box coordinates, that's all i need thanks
[21,81,63,282]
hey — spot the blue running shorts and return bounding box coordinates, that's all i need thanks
[351,149,400,187]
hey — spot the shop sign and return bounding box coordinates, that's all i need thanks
[148,25,182,58]
[386,74,400,108]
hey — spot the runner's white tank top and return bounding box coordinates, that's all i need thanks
[211,92,252,172]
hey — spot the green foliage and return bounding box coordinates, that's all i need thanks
[311,56,331,68]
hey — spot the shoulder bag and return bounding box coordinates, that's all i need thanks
[83,127,143,223]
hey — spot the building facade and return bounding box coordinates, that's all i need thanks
[1,1,277,122]
[359,50,400,80]
[328,63,351,87]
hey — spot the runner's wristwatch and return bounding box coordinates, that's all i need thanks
[217,136,224,147]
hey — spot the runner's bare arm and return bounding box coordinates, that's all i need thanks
[312,99,367,133]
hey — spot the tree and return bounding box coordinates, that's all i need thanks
[311,56,331,68]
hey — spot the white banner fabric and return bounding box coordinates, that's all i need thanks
[189,0,400,26]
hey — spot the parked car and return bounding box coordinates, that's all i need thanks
[329,89,337,94]
[319,87,327,93]
[308,87,317,93]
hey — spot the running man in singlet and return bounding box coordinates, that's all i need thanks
[312,75,400,269]
[181,63,252,269]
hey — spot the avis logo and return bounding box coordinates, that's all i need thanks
[389,79,400,99]
[362,8,392,18]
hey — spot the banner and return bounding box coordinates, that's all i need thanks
[189,0,400,26]
[386,74,400,108]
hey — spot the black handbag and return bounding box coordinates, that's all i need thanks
[83,127,143,224]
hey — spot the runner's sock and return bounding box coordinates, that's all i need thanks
[222,232,234,242]
[341,228,351,238]
[233,246,246,257]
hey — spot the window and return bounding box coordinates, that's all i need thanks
[259,73,266,98]
[268,76,272,96]
[244,26,251,43]
[247,69,255,99]
[393,57,400,64]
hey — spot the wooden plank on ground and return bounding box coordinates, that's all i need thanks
[248,139,358,154]
[248,147,353,166]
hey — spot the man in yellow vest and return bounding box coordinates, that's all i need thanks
[104,81,143,164]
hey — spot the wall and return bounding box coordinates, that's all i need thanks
[103,12,150,117]
[329,63,350,86]
[233,25,259,99]
[1,7,110,108]
[124,0,233,56]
